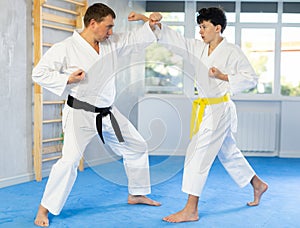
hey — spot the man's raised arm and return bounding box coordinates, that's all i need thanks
[127,11,162,30]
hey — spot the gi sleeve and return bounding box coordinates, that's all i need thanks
[156,24,204,65]
[111,21,157,56]
[227,46,258,94]
[32,43,70,97]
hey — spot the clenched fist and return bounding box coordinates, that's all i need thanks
[67,69,85,84]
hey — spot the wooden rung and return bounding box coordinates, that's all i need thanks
[43,42,53,47]
[42,144,63,154]
[43,23,74,32]
[42,137,63,143]
[64,0,86,7]
[43,100,65,105]
[42,3,79,15]
[43,119,62,124]
[42,155,62,162]
[42,12,76,27]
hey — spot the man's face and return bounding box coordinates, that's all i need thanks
[93,15,114,42]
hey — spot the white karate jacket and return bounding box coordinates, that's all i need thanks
[32,22,156,108]
[156,24,258,132]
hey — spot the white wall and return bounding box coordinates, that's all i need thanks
[0,0,33,188]
[280,101,300,157]
[138,95,191,155]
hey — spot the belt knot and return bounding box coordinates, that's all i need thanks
[190,93,230,139]
[67,95,124,144]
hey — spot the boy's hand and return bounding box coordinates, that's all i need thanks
[149,12,162,29]
[149,12,162,23]
[209,67,228,81]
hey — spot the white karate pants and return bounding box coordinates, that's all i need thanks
[41,105,150,215]
[182,110,255,197]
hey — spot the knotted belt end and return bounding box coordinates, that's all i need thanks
[67,95,124,144]
[190,93,230,139]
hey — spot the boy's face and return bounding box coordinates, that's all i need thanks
[199,20,221,43]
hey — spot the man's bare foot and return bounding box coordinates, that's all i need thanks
[34,205,49,227]
[128,195,161,206]
[163,209,199,223]
[247,175,268,206]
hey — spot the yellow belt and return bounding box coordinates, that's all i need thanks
[190,93,230,138]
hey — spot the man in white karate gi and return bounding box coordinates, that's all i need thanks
[147,7,268,223]
[32,3,162,227]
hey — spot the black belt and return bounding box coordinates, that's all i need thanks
[67,95,124,144]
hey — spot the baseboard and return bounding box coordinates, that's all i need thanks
[0,173,35,189]
[279,151,300,158]
[84,155,121,167]
[149,149,186,156]
[0,156,120,188]
[150,151,279,157]
[242,151,278,157]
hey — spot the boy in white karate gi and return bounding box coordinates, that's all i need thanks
[148,7,268,223]
[33,3,162,227]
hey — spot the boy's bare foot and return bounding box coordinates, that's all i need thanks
[247,175,268,206]
[34,205,49,227]
[163,194,199,223]
[163,209,199,223]
[128,195,161,206]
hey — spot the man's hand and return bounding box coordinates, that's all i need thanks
[128,11,148,22]
[67,69,85,84]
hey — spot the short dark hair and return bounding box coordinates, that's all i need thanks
[196,7,227,33]
[83,3,116,27]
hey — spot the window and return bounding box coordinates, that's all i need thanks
[240,2,278,23]
[281,27,300,96]
[145,28,184,94]
[145,2,185,94]
[241,28,275,94]
[282,2,300,23]
[280,2,300,96]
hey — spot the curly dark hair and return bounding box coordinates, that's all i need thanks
[83,3,116,27]
[196,7,227,33]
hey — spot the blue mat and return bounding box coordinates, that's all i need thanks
[0,156,299,228]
